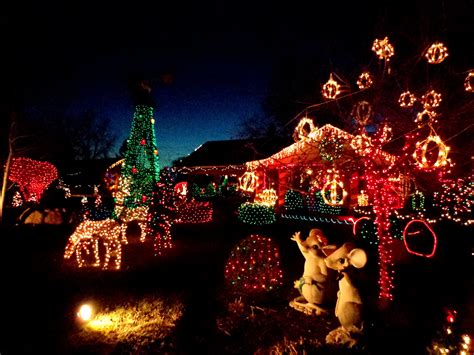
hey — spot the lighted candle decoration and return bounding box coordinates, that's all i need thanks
[224,234,283,294]
[425,42,449,64]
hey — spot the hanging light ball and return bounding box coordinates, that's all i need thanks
[399,91,416,108]
[293,117,316,141]
[357,72,373,89]
[425,42,449,64]
[421,90,442,110]
[372,37,395,61]
[322,73,341,100]
[464,72,474,92]
[415,109,437,128]
[413,132,450,169]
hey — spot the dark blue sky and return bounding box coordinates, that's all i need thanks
[4,0,470,167]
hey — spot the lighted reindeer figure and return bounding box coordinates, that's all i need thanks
[64,219,122,270]
[119,206,149,244]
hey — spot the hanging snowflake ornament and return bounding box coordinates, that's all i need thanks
[425,42,449,64]
[351,101,372,126]
[413,131,450,169]
[399,91,416,108]
[421,90,442,110]
[322,73,341,100]
[372,37,395,61]
[293,117,316,141]
[357,72,373,89]
[464,71,474,92]
[415,109,437,128]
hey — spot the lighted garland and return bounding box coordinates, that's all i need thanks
[372,37,394,61]
[238,171,258,193]
[421,90,442,110]
[322,73,341,100]
[425,42,449,64]
[318,135,345,161]
[356,72,373,89]
[293,117,316,141]
[8,157,58,202]
[399,91,416,108]
[284,189,304,211]
[64,219,122,270]
[238,202,276,225]
[224,234,283,293]
[410,190,425,211]
[413,131,450,169]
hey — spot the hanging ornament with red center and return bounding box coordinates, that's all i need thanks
[399,91,416,108]
[140,138,146,146]
[424,42,449,64]
[238,171,259,193]
[372,37,395,61]
[131,166,138,174]
[357,72,373,89]
[322,73,341,100]
[321,170,347,206]
[421,90,442,110]
[413,129,450,169]
[464,72,474,92]
[415,109,437,128]
[293,117,316,141]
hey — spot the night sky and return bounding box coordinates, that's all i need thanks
[2,1,471,167]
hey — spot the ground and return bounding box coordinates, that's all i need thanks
[0,216,472,354]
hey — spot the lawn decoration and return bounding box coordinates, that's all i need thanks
[64,219,122,270]
[8,157,58,202]
[255,188,278,207]
[403,219,437,258]
[120,206,149,243]
[399,91,416,108]
[322,73,341,100]
[425,42,449,64]
[325,242,368,347]
[289,229,337,315]
[372,37,394,61]
[284,189,304,211]
[224,234,283,294]
[238,171,258,193]
[356,72,373,89]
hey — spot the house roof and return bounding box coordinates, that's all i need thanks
[246,124,396,169]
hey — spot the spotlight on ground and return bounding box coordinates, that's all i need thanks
[77,304,94,322]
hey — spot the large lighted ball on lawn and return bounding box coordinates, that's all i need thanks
[77,304,94,322]
[224,234,283,294]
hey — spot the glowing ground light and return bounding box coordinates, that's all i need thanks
[403,219,438,258]
[78,304,94,322]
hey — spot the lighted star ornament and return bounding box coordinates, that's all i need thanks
[421,90,442,110]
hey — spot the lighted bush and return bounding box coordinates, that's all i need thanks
[224,234,283,294]
[284,190,304,211]
[238,202,276,225]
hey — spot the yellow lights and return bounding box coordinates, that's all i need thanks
[255,188,278,207]
[306,168,313,175]
[322,73,341,100]
[357,72,373,89]
[413,132,450,169]
[238,171,259,193]
[421,89,442,110]
[357,190,369,207]
[64,219,122,270]
[77,304,94,322]
[372,37,394,61]
[415,109,437,128]
[120,206,149,243]
[294,117,316,141]
[321,170,347,206]
[464,72,474,92]
[425,42,449,64]
[153,149,158,155]
[352,101,372,126]
[150,118,155,124]
[399,91,416,108]
[351,133,372,155]
[462,334,471,345]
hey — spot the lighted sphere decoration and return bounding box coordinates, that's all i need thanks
[293,117,316,141]
[351,101,372,126]
[238,202,276,225]
[322,73,341,100]
[415,109,437,128]
[413,132,450,169]
[321,171,347,206]
[174,181,188,200]
[399,91,416,108]
[372,37,395,61]
[424,42,449,64]
[238,171,258,193]
[356,72,373,89]
[224,234,284,294]
[421,90,442,110]
[464,72,474,92]
[8,157,58,202]
[403,219,438,258]
[255,188,278,207]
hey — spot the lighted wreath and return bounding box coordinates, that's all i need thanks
[351,101,372,126]
[293,117,316,141]
[372,37,394,61]
[318,135,344,161]
[238,171,259,193]
[322,73,341,100]
[421,90,442,110]
[413,131,450,169]
[399,91,416,108]
[321,171,347,206]
[356,72,373,89]
[425,42,448,64]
